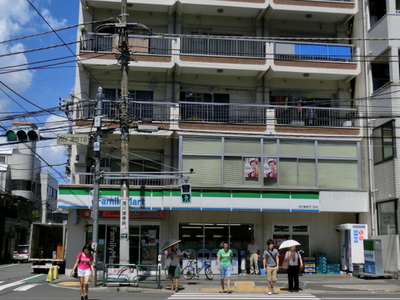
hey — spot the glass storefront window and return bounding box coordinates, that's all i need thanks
[179,222,254,253]
[87,224,159,267]
[273,224,309,265]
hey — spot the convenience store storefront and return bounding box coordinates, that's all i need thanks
[59,187,368,273]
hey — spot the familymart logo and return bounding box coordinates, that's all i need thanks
[99,197,145,207]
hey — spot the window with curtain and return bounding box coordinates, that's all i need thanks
[183,156,222,186]
[318,160,358,189]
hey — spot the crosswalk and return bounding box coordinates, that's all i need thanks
[167,292,320,300]
[0,274,44,292]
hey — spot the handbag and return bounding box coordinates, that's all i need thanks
[282,260,289,269]
[70,269,78,278]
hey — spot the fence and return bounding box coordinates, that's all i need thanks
[103,263,161,288]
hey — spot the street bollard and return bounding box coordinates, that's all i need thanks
[45,266,54,282]
[53,265,59,279]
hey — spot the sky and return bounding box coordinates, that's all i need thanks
[0,0,79,184]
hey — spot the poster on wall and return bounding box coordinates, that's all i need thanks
[244,157,260,179]
[263,157,278,178]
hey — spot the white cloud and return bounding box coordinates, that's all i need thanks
[40,8,67,29]
[37,114,70,182]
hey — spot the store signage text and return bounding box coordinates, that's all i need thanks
[99,197,145,207]
[82,209,166,219]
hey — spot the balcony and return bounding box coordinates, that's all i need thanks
[80,33,357,77]
[76,99,357,129]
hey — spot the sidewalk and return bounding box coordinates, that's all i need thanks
[55,272,400,294]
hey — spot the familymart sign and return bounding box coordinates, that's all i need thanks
[58,188,321,212]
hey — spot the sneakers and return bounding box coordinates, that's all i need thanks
[267,291,272,295]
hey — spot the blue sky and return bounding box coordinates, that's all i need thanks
[0,0,79,184]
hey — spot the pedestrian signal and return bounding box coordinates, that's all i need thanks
[181,183,191,203]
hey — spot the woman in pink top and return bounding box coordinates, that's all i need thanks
[72,244,95,300]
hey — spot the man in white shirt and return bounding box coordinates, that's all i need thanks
[247,237,260,275]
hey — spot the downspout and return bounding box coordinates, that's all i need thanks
[361,0,377,235]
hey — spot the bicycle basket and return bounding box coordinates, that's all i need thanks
[183,249,197,260]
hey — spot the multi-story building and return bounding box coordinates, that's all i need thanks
[0,140,55,261]
[60,0,390,274]
[366,1,399,238]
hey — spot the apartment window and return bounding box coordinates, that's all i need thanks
[373,121,395,164]
[377,200,397,235]
[12,180,32,191]
[47,186,58,199]
[0,156,4,164]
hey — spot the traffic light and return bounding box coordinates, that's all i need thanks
[181,183,191,203]
[6,129,40,142]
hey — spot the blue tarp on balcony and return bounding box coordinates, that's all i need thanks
[294,44,351,61]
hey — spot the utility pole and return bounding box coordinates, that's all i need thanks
[91,86,103,285]
[119,0,130,265]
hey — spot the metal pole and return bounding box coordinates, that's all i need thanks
[119,0,130,265]
[92,86,103,285]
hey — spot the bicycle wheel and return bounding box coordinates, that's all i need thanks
[205,267,213,280]
[182,267,195,280]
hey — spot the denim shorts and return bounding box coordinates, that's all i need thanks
[78,268,92,277]
[220,266,231,279]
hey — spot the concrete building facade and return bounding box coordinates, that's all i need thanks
[59,0,400,276]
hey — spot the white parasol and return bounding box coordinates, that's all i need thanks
[278,239,301,249]
[161,239,181,251]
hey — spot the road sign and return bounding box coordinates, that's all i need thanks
[57,134,89,145]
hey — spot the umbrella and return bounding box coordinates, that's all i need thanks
[161,239,181,251]
[278,239,301,249]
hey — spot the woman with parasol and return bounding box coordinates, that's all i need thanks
[280,240,303,293]
[163,240,182,292]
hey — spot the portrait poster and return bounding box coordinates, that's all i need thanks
[244,157,259,179]
[263,157,278,178]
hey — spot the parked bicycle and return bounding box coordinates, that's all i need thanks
[182,257,213,280]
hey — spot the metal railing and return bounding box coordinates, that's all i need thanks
[80,32,356,63]
[103,263,161,288]
[274,105,357,127]
[275,41,355,62]
[180,36,266,58]
[78,99,172,122]
[81,33,173,55]
[76,99,357,128]
[180,102,357,127]
[75,174,179,186]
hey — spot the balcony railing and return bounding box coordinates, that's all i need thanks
[81,33,173,55]
[77,99,357,128]
[78,99,173,122]
[275,41,355,62]
[80,33,355,62]
[180,36,266,58]
[76,174,178,186]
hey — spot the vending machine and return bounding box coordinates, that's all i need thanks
[336,223,368,272]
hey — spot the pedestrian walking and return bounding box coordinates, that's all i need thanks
[283,245,303,292]
[247,237,260,274]
[262,239,279,295]
[217,241,234,293]
[71,244,95,300]
[166,242,182,292]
